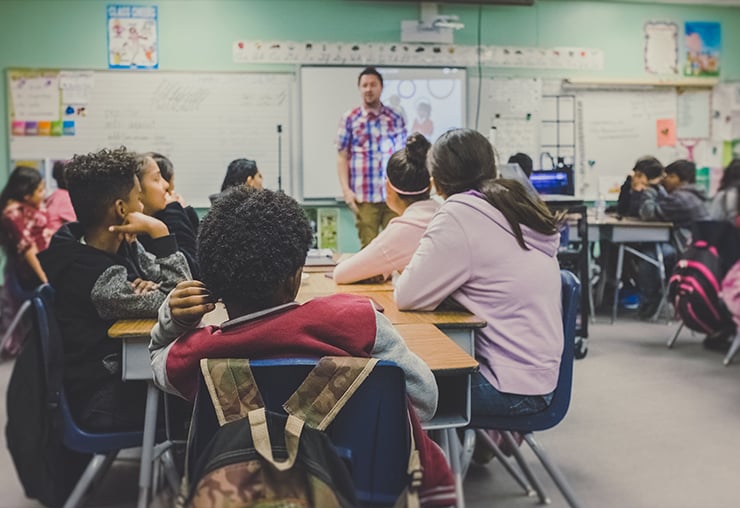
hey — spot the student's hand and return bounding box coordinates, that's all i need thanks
[169,280,216,326]
[343,189,359,214]
[131,278,161,295]
[109,211,169,239]
[166,191,185,206]
[631,173,648,192]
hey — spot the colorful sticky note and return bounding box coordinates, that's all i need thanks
[11,121,25,136]
[37,121,51,136]
[656,118,676,147]
[25,122,38,136]
[62,120,75,136]
[51,121,63,136]
[65,105,75,115]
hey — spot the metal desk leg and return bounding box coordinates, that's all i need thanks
[611,244,625,324]
[446,428,465,508]
[137,382,160,508]
[587,241,596,323]
[651,243,668,321]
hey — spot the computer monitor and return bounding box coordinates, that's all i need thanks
[530,170,574,196]
[498,163,539,199]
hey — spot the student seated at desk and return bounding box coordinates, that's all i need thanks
[136,153,200,279]
[616,156,664,217]
[38,148,191,431]
[208,157,263,205]
[395,129,563,421]
[149,187,455,506]
[634,159,710,317]
[710,158,740,224]
[333,133,439,284]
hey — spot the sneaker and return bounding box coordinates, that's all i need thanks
[638,299,660,319]
[703,329,734,353]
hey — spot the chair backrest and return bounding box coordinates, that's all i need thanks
[188,358,411,506]
[31,284,143,453]
[470,269,581,432]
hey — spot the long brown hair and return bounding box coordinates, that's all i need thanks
[428,128,559,250]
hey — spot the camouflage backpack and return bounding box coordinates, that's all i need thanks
[179,357,422,508]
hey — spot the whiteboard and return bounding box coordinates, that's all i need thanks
[8,71,294,207]
[468,77,543,164]
[576,90,679,199]
[300,66,466,200]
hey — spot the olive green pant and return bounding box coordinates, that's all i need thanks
[354,202,397,248]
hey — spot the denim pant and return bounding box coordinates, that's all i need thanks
[471,372,554,418]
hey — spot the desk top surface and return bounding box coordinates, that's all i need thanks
[109,319,477,374]
[590,213,672,228]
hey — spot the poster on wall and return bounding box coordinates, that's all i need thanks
[684,21,720,77]
[8,70,62,137]
[107,4,158,69]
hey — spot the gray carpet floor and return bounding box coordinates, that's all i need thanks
[1,315,739,507]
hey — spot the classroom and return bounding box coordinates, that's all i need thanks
[2,0,740,507]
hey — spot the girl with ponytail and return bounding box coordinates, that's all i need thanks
[395,128,564,420]
[333,133,440,284]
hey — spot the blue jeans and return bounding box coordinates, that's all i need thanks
[471,372,554,417]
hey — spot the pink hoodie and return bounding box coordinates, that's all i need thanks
[395,192,563,395]
[333,199,440,284]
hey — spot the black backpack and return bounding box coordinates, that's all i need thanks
[5,288,88,507]
[668,221,740,335]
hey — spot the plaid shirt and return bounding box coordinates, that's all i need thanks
[337,104,406,203]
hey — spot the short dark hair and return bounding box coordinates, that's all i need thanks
[387,132,432,203]
[221,158,258,192]
[633,156,664,180]
[665,159,696,184]
[508,153,533,177]
[719,158,740,191]
[198,187,313,310]
[358,66,383,87]
[52,161,68,190]
[65,148,137,229]
[146,152,174,183]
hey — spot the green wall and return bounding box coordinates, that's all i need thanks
[2,0,739,252]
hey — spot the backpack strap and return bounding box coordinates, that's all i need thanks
[200,358,304,471]
[199,358,264,425]
[283,356,379,431]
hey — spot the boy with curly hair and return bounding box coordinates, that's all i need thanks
[39,147,191,431]
[150,187,456,506]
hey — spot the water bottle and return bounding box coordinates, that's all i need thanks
[594,193,606,222]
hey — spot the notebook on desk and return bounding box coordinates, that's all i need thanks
[305,248,336,267]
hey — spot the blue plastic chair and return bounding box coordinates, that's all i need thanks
[468,269,582,508]
[31,285,146,508]
[187,358,411,506]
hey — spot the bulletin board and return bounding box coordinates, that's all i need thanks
[7,69,294,207]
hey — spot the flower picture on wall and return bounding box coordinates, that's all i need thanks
[107,4,158,69]
[684,21,720,77]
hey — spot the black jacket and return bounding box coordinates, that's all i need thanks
[38,223,190,417]
[139,202,200,279]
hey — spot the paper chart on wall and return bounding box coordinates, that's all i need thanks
[644,22,678,75]
[677,89,710,139]
[9,73,60,122]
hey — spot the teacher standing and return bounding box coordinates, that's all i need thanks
[337,67,407,247]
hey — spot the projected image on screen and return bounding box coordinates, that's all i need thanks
[382,72,464,143]
[300,66,466,199]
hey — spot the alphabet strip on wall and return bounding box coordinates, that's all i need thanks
[232,40,604,70]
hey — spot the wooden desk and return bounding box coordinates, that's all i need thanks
[570,213,672,322]
[299,272,393,294]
